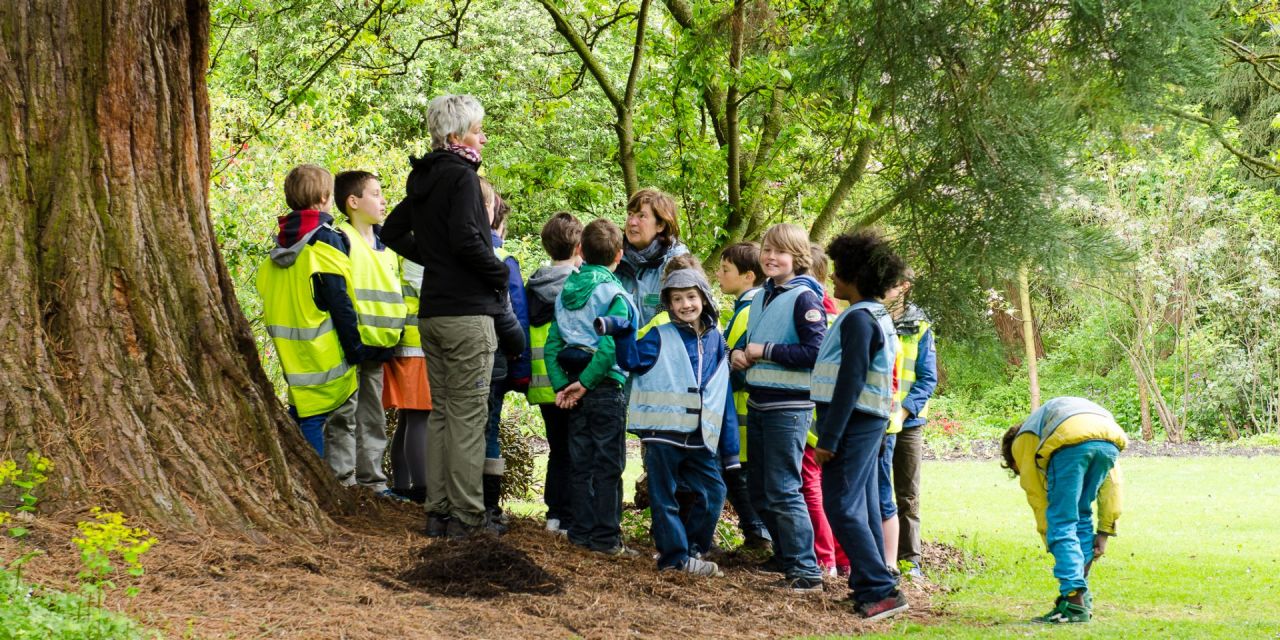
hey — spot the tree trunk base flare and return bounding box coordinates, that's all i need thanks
[0,0,346,533]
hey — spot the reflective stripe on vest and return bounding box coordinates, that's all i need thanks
[890,320,931,430]
[554,278,636,380]
[527,322,555,404]
[395,258,424,356]
[810,301,899,419]
[626,323,729,452]
[337,222,407,348]
[255,236,358,417]
[743,286,810,391]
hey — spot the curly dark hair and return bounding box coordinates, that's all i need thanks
[1000,425,1021,476]
[825,229,907,299]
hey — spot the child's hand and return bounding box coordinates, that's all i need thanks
[1093,532,1109,559]
[813,447,835,465]
[745,343,766,361]
[556,382,586,409]
[730,350,753,371]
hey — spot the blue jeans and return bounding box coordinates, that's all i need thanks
[878,434,897,519]
[567,382,627,551]
[1046,440,1119,596]
[289,405,326,457]
[822,411,898,603]
[645,442,727,569]
[746,408,821,581]
[485,380,509,460]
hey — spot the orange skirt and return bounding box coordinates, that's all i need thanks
[382,356,432,410]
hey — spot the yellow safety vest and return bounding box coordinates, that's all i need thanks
[337,222,407,348]
[397,256,423,356]
[256,238,359,417]
[725,290,756,461]
[527,322,554,404]
[889,320,932,432]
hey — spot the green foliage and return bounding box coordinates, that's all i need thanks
[72,508,157,603]
[0,567,153,640]
[0,452,53,539]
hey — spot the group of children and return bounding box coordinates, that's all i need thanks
[259,163,1122,625]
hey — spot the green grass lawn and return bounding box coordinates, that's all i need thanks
[861,455,1280,639]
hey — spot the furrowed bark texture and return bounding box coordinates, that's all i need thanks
[0,0,340,532]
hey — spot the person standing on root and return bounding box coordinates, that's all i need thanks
[1002,396,1126,624]
[382,94,513,538]
[883,270,937,579]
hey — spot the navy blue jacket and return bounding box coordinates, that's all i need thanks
[741,274,827,408]
[615,318,741,469]
[492,231,532,383]
[814,302,882,451]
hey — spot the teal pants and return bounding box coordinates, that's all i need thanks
[1045,440,1119,596]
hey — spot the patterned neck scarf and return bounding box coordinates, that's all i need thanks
[443,142,482,167]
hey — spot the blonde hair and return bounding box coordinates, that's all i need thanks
[284,164,333,211]
[762,223,813,275]
[478,176,497,214]
[809,242,829,283]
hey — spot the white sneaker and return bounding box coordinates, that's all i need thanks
[546,518,561,532]
[681,557,724,577]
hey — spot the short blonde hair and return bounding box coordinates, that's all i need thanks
[284,164,333,211]
[762,223,813,275]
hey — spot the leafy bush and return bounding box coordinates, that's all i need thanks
[0,566,152,640]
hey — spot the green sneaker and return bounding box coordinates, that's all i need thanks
[1033,596,1090,624]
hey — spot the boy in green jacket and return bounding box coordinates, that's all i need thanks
[545,219,636,556]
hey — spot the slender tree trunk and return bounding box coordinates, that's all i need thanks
[1018,265,1041,411]
[0,0,341,532]
[724,0,745,240]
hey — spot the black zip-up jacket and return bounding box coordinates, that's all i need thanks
[382,151,509,317]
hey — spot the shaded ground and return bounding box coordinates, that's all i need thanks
[4,499,957,639]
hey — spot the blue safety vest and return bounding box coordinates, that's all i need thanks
[743,286,811,391]
[627,324,729,452]
[810,300,898,417]
[554,280,636,379]
[1016,397,1116,445]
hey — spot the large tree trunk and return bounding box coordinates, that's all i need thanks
[0,0,340,533]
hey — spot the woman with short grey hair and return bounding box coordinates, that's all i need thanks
[383,94,519,537]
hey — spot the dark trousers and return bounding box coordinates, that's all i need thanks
[892,425,924,564]
[567,382,627,551]
[822,411,899,604]
[724,465,769,538]
[540,403,574,525]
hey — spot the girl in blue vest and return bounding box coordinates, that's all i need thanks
[731,223,828,591]
[811,229,910,621]
[603,255,739,577]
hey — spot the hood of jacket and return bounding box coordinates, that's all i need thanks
[660,267,720,329]
[561,264,619,311]
[895,303,930,334]
[405,150,479,200]
[527,264,576,326]
[269,209,335,267]
[767,273,824,299]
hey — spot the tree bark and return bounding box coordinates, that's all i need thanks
[0,0,341,533]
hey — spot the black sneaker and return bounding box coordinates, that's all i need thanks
[857,591,909,621]
[756,556,785,574]
[599,544,641,558]
[778,576,825,592]
[424,513,450,538]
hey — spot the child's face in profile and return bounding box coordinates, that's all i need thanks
[716,259,754,296]
[667,287,704,326]
[347,179,387,225]
[831,273,858,302]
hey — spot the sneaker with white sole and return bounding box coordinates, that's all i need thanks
[678,557,723,577]
[857,591,909,621]
[546,518,561,532]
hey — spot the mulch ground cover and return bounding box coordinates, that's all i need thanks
[3,498,958,639]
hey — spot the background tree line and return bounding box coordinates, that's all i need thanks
[207,0,1280,441]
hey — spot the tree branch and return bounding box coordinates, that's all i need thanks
[808,104,887,242]
[1163,106,1280,178]
[536,0,625,110]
